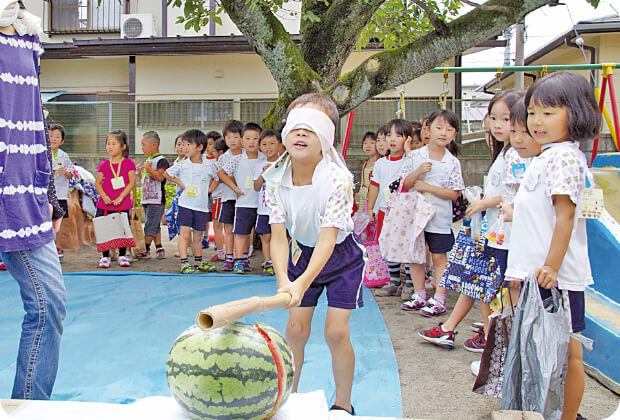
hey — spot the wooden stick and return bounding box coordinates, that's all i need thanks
[196,293,292,330]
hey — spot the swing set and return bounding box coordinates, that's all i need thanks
[341,63,620,166]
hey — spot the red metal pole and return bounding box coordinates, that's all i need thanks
[606,74,620,150]
[591,77,608,165]
[341,111,355,159]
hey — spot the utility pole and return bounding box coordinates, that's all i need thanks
[515,21,525,90]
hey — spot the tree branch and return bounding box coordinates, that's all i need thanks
[460,0,512,14]
[219,0,320,99]
[325,0,554,114]
[299,0,385,85]
[410,0,450,35]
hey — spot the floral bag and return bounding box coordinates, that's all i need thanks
[379,178,434,264]
[363,226,390,288]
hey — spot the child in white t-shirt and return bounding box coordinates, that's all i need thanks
[399,109,465,317]
[208,138,227,262]
[48,123,75,260]
[218,123,266,273]
[253,129,282,275]
[366,119,413,298]
[505,72,600,419]
[417,90,526,350]
[164,129,219,274]
[264,94,363,416]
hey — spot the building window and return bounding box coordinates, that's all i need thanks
[137,101,234,128]
[48,0,126,34]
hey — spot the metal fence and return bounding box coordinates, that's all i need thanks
[43,98,491,157]
[47,0,126,34]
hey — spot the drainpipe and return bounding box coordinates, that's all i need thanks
[565,35,595,87]
[161,0,168,37]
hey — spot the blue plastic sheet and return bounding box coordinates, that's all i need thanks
[0,272,401,417]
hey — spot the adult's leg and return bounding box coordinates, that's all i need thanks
[324,307,355,413]
[285,306,315,393]
[1,241,67,400]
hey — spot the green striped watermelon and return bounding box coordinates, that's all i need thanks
[166,322,294,420]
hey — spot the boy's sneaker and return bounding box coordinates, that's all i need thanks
[374,283,402,297]
[197,261,217,273]
[400,285,414,301]
[263,261,274,275]
[180,263,197,274]
[418,323,456,349]
[98,257,111,268]
[243,260,252,272]
[471,321,484,333]
[233,259,244,274]
[134,251,150,259]
[118,256,131,267]
[201,237,210,249]
[57,247,64,260]
[401,293,428,311]
[221,260,234,271]
[420,297,447,317]
[156,248,166,259]
[464,330,486,353]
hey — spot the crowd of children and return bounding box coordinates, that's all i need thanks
[51,71,599,418]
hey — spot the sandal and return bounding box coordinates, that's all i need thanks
[330,404,355,416]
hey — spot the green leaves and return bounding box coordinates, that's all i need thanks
[357,0,461,51]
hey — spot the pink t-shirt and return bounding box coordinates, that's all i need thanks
[96,158,137,211]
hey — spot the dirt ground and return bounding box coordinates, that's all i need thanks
[60,233,619,419]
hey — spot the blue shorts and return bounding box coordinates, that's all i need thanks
[288,234,366,309]
[218,200,236,225]
[177,206,210,232]
[425,231,455,254]
[255,214,271,235]
[538,287,586,333]
[233,207,257,235]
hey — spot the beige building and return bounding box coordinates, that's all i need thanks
[24,0,503,165]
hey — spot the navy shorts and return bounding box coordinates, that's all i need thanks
[177,206,210,232]
[218,200,236,225]
[233,207,258,235]
[288,234,366,309]
[425,231,455,254]
[538,287,586,333]
[255,214,271,235]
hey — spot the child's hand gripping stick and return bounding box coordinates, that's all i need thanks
[196,292,292,330]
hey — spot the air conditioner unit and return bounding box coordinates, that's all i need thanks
[121,14,156,38]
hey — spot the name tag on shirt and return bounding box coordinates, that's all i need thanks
[111,177,125,190]
[291,235,302,266]
[245,176,254,190]
[578,188,604,219]
[512,163,526,180]
[185,184,199,196]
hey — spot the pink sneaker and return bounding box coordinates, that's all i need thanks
[0,262,7,271]
[419,297,447,317]
[98,257,111,268]
[401,293,427,311]
[118,256,131,267]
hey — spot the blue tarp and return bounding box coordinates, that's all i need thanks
[0,272,401,417]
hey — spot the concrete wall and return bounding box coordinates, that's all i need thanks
[41,58,129,93]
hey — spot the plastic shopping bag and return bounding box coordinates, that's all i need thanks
[501,273,571,420]
[464,186,483,241]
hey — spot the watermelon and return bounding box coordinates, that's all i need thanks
[166,322,294,420]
